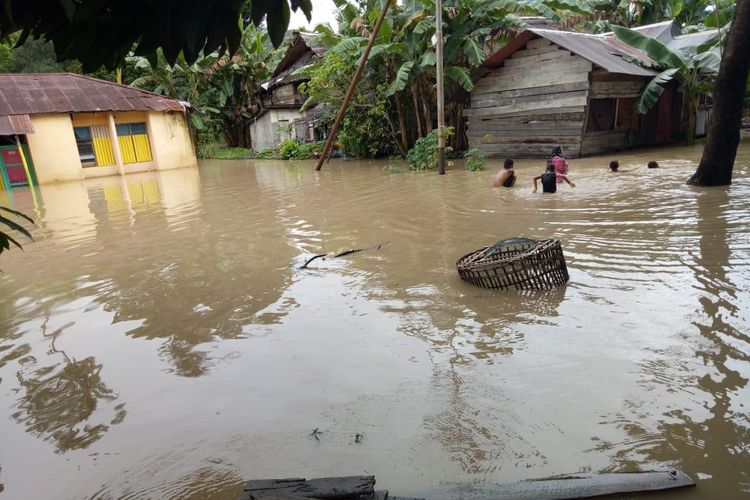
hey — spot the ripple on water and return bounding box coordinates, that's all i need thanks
[1,145,750,498]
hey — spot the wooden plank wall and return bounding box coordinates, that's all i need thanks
[580,70,648,156]
[467,37,592,158]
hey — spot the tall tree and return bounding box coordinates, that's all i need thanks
[688,0,750,186]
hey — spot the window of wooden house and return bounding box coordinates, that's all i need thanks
[587,98,616,132]
[74,126,97,166]
[615,98,640,131]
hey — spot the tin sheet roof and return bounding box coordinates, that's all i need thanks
[483,21,716,77]
[528,29,658,76]
[0,114,34,135]
[0,73,186,117]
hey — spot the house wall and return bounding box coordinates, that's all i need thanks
[467,37,592,158]
[25,110,196,184]
[580,70,648,156]
[249,108,304,151]
[148,111,197,170]
[26,114,84,183]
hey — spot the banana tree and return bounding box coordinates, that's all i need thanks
[0,206,33,258]
[613,25,721,144]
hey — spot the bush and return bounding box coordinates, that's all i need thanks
[465,148,486,171]
[406,127,454,171]
[339,106,399,158]
[255,147,277,159]
[276,139,324,160]
[197,142,220,159]
[278,139,303,159]
[383,164,403,174]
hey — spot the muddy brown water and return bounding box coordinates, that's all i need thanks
[1,143,749,499]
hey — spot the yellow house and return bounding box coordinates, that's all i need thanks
[0,73,197,186]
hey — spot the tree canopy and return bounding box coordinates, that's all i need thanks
[0,0,312,71]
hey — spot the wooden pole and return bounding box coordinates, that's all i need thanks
[315,0,392,171]
[435,0,446,175]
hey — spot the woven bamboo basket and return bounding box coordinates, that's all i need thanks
[456,237,569,291]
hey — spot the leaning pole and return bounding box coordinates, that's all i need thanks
[315,0,393,171]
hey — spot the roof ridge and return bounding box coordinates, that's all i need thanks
[66,73,181,102]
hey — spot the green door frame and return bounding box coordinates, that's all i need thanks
[0,143,37,187]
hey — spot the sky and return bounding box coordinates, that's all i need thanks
[289,0,340,31]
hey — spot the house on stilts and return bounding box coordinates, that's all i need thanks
[467,21,717,158]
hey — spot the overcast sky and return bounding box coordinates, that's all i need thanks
[289,0,340,31]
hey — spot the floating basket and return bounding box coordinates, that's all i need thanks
[456,237,569,291]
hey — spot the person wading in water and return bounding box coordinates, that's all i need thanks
[548,146,569,184]
[533,163,575,193]
[493,158,517,187]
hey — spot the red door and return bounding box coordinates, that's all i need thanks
[1,148,28,186]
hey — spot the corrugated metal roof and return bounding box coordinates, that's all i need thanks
[484,22,719,77]
[528,29,658,76]
[0,73,186,117]
[0,114,34,135]
[670,30,719,51]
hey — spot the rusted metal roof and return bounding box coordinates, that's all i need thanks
[0,114,34,135]
[271,32,326,78]
[483,29,656,76]
[0,73,186,117]
[529,29,658,76]
[484,21,718,77]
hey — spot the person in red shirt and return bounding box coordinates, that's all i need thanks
[548,146,569,184]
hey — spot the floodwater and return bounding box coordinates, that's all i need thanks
[1,142,749,499]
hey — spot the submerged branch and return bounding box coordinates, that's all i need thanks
[299,241,391,269]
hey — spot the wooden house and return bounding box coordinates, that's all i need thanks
[0,73,196,187]
[467,21,716,158]
[249,33,326,151]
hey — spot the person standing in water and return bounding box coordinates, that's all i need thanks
[548,146,569,184]
[493,158,517,187]
[533,163,575,193]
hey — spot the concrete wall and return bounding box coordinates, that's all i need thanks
[249,108,303,151]
[148,111,197,170]
[26,114,84,183]
[24,110,196,184]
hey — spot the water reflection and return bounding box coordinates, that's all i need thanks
[592,186,750,494]
[1,146,750,498]
[12,315,126,453]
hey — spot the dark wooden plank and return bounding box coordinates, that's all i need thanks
[241,476,376,500]
[446,470,695,499]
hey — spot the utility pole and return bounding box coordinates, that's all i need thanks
[435,0,446,175]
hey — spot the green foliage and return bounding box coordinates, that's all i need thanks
[255,148,279,159]
[384,164,404,174]
[197,142,220,159]
[276,140,324,160]
[465,148,486,171]
[613,24,722,143]
[127,24,271,149]
[0,206,34,257]
[199,145,253,160]
[278,139,305,159]
[0,0,312,71]
[482,134,494,143]
[406,127,454,171]
[340,105,400,158]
